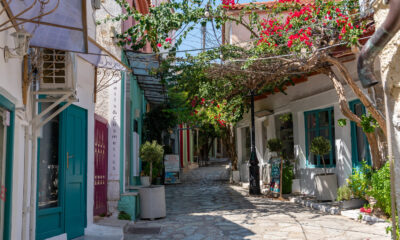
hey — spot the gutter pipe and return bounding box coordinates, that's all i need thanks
[357,0,400,88]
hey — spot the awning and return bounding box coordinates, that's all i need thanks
[126,51,166,104]
[2,0,130,71]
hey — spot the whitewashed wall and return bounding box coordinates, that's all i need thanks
[236,60,371,194]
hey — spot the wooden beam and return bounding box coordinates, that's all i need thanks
[82,0,88,53]
[15,18,84,31]
[88,37,132,72]
[0,0,20,31]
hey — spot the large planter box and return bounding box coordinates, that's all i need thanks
[139,185,166,220]
[292,179,301,194]
[315,174,338,201]
[339,198,368,210]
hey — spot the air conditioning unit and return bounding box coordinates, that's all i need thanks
[39,49,75,90]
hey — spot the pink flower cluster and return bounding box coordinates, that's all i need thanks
[222,0,235,9]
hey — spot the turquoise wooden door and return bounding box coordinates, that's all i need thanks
[64,105,87,239]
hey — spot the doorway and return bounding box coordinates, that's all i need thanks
[37,104,87,240]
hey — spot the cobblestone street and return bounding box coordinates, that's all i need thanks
[123,162,390,240]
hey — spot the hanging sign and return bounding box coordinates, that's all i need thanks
[164,154,180,184]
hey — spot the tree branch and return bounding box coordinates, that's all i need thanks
[323,55,387,138]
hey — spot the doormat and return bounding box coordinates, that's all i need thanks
[124,226,161,235]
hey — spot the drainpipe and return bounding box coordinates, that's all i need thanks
[357,0,400,88]
[358,1,400,239]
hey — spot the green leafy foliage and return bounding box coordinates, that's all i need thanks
[140,141,164,164]
[118,211,131,220]
[143,104,177,143]
[338,119,347,127]
[267,138,283,153]
[369,162,391,216]
[360,113,379,133]
[310,136,331,156]
[282,164,294,194]
[140,141,164,183]
[337,185,351,201]
[348,161,392,217]
[347,161,372,199]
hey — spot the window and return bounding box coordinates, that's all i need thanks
[304,107,336,167]
[38,103,60,209]
[350,100,371,167]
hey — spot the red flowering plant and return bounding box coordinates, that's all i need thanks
[255,0,365,56]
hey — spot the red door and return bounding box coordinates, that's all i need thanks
[94,115,108,216]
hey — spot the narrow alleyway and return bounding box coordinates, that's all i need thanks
[124,160,389,240]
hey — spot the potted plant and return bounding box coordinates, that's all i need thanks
[267,138,283,198]
[140,170,150,187]
[337,184,367,210]
[311,136,337,201]
[139,141,166,220]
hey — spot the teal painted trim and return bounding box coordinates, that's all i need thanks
[349,100,371,170]
[0,94,15,240]
[120,72,125,194]
[304,107,336,168]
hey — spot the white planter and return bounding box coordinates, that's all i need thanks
[292,179,301,194]
[139,185,166,219]
[315,174,338,201]
[140,176,150,187]
[232,171,240,183]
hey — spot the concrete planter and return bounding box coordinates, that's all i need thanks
[232,170,240,183]
[315,173,338,201]
[140,176,150,187]
[339,198,368,210]
[139,185,166,220]
[292,179,301,194]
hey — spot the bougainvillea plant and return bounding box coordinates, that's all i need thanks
[104,0,386,169]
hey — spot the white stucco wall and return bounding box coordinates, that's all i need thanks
[236,61,371,194]
[94,0,125,214]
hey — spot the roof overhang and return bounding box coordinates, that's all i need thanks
[125,51,167,104]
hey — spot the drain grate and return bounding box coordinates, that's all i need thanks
[124,226,161,235]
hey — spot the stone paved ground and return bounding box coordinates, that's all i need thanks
[124,161,390,240]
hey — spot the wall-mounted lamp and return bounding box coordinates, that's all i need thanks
[4,27,31,62]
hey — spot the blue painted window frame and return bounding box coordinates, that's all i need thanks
[304,107,336,168]
[349,99,371,168]
[0,94,15,240]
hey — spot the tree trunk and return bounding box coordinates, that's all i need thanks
[324,56,387,137]
[222,125,238,170]
[279,156,283,198]
[325,70,384,169]
[150,162,153,185]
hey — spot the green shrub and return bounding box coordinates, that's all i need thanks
[140,141,164,183]
[282,164,294,194]
[267,138,282,153]
[347,161,372,200]
[369,162,391,216]
[348,161,392,217]
[118,211,131,220]
[337,185,352,201]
